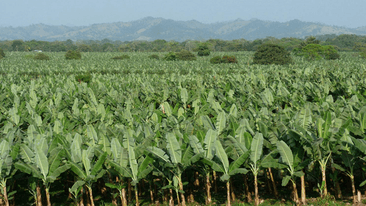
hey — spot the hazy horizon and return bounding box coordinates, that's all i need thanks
[1,0,365,28]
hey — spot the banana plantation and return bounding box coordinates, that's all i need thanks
[0,52,366,205]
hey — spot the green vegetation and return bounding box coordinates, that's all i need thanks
[148,54,160,60]
[75,73,92,83]
[0,48,5,58]
[33,53,50,60]
[299,44,340,60]
[253,43,292,65]
[210,55,238,64]
[176,49,196,61]
[65,50,82,60]
[163,51,177,61]
[111,54,130,60]
[1,34,366,53]
[197,43,211,56]
[0,51,365,206]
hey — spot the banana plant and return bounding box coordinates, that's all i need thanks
[188,129,217,205]
[0,139,17,206]
[148,132,202,206]
[207,139,249,206]
[249,133,264,206]
[67,134,107,206]
[107,129,153,206]
[14,131,70,206]
[276,140,306,204]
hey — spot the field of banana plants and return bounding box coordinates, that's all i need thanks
[0,51,366,206]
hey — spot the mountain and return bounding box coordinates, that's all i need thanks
[0,17,365,41]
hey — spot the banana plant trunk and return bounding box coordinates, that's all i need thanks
[321,167,328,197]
[254,174,259,206]
[178,178,186,206]
[292,181,299,205]
[121,188,127,206]
[230,179,235,201]
[149,181,154,203]
[128,180,132,203]
[226,181,231,206]
[213,171,218,193]
[135,185,139,206]
[2,185,9,206]
[169,189,174,206]
[45,187,51,206]
[87,186,95,206]
[79,187,84,206]
[351,175,357,204]
[268,168,278,198]
[301,171,306,205]
[206,173,212,205]
[36,183,42,206]
[244,174,252,203]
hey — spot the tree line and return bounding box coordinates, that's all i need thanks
[0,34,366,53]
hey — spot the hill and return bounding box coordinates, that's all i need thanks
[0,17,365,41]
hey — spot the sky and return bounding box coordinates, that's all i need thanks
[1,0,365,28]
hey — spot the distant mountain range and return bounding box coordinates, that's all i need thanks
[1,17,365,41]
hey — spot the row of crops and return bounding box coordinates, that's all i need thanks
[0,52,366,205]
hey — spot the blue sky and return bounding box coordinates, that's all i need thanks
[1,0,365,28]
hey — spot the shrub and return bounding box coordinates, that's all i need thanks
[75,73,92,84]
[0,48,5,58]
[300,44,340,60]
[33,53,50,60]
[111,54,130,60]
[293,36,320,55]
[360,51,366,59]
[148,54,160,60]
[176,50,196,61]
[210,55,238,64]
[197,44,210,56]
[65,50,81,60]
[210,56,222,64]
[221,55,238,63]
[253,44,292,65]
[163,52,178,61]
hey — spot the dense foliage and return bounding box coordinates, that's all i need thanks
[197,43,211,56]
[1,34,366,53]
[253,43,292,65]
[163,52,177,61]
[210,55,238,64]
[176,50,197,61]
[33,53,50,60]
[0,52,366,206]
[299,44,340,60]
[65,50,82,60]
[0,48,5,58]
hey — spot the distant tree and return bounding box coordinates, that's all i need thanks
[176,50,196,61]
[299,44,340,60]
[253,43,292,65]
[12,40,25,51]
[163,52,178,61]
[293,36,320,54]
[353,42,366,52]
[0,48,5,58]
[197,43,210,56]
[78,44,92,52]
[33,53,50,60]
[65,50,81,60]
